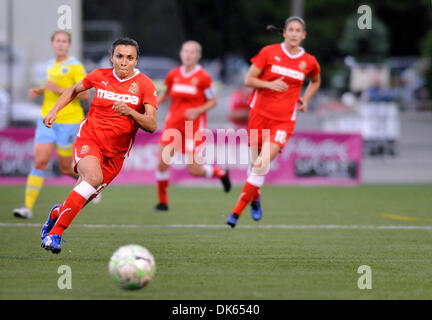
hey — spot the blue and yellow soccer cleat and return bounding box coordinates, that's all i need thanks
[41,234,65,254]
[250,196,263,221]
[226,213,239,228]
[41,204,61,240]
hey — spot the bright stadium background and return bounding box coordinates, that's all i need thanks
[0,0,431,303]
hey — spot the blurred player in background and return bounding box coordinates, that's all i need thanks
[228,86,251,127]
[40,37,158,254]
[153,40,231,212]
[13,30,89,219]
[226,16,321,227]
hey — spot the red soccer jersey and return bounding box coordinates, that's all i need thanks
[80,68,158,157]
[229,89,250,126]
[164,65,215,127]
[248,43,320,121]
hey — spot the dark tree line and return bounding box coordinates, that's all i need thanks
[84,0,431,84]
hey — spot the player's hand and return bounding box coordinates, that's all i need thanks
[43,112,56,128]
[267,77,288,92]
[297,97,308,112]
[113,100,132,116]
[184,108,201,120]
[28,88,40,99]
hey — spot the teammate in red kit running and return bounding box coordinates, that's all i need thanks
[154,41,231,212]
[40,38,158,253]
[226,16,321,227]
[228,86,251,127]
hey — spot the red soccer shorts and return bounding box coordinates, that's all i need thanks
[159,116,207,155]
[247,108,296,150]
[72,136,125,187]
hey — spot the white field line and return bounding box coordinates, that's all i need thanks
[0,223,432,231]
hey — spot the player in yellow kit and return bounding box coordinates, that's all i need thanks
[13,30,89,219]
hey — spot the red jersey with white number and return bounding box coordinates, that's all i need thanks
[164,65,215,128]
[80,68,158,157]
[248,44,320,121]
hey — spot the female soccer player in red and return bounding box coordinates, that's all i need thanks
[40,38,158,253]
[226,16,321,227]
[153,41,231,212]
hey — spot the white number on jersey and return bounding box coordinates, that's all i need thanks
[274,130,287,144]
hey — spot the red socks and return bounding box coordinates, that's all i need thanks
[157,180,169,204]
[49,181,96,237]
[50,206,61,220]
[202,164,225,179]
[212,166,226,179]
[232,182,260,216]
[232,173,264,216]
[156,167,225,205]
[252,189,261,202]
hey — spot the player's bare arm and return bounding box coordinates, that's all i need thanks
[298,74,321,112]
[44,80,65,95]
[244,64,288,92]
[113,101,157,133]
[43,80,88,128]
[44,80,89,100]
[28,87,44,99]
[157,89,170,105]
[184,97,217,120]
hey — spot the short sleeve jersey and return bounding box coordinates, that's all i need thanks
[164,65,215,126]
[249,44,320,122]
[80,68,158,158]
[41,57,87,124]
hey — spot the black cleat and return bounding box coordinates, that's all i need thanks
[220,169,232,193]
[153,203,169,212]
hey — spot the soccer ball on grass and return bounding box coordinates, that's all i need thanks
[108,244,156,290]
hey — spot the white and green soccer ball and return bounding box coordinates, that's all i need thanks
[108,244,156,290]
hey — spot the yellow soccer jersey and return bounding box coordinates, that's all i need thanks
[41,57,86,124]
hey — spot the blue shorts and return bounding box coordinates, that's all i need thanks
[34,117,80,156]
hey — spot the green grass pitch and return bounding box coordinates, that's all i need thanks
[0,184,431,300]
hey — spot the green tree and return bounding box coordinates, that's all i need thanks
[338,13,389,62]
[421,30,432,98]
[420,0,432,99]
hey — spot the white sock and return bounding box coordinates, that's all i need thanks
[156,170,170,181]
[74,181,97,200]
[203,164,214,178]
[247,173,265,187]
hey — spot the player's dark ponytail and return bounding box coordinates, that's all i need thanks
[267,16,306,34]
[266,25,284,34]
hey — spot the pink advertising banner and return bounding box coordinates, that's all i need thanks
[0,127,362,186]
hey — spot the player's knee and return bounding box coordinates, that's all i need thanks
[250,161,270,176]
[59,162,73,176]
[33,159,49,171]
[83,173,103,188]
[158,161,169,172]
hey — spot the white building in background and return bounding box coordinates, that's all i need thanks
[0,0,82,126]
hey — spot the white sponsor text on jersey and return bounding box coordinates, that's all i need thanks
[271,65,305,80]
[96,88,139,105]
[172,84,198,95]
